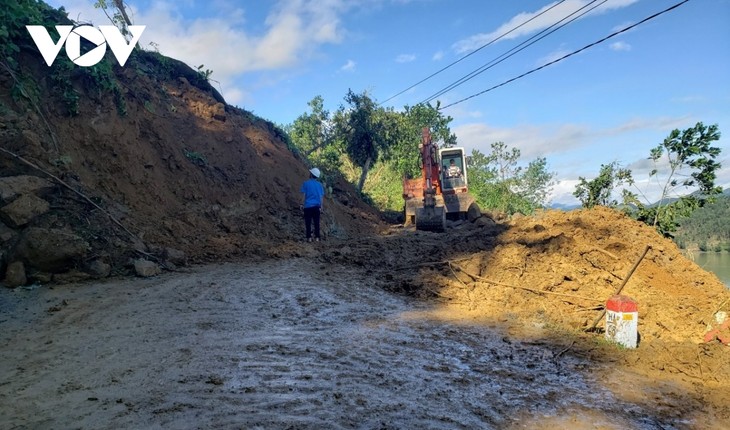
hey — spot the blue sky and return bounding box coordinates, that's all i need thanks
[49,0,730,205]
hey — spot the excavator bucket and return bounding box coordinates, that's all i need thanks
[415,205,446,232]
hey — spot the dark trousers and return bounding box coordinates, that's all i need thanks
[303,206,321,239]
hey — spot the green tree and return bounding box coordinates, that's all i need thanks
[385,102,456,178]
[517,157,557,209]
[94,0,133,37]
[335,89,396,192]
[467,143,556,215]
[286,95,343,173]
[573,161,632,208]
[625,122,722,237]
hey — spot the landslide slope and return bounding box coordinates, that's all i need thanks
[0,7,381,283]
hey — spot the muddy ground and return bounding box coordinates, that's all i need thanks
[1,23,729,428]
[2,207,729,429]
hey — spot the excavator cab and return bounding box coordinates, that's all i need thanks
[440,148,468,192]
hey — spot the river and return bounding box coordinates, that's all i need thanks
[687,252,730,287]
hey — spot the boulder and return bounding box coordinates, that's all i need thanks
[14,228,89,273]
[86,259,111,279]
[163,247,187,266]
[134,259,161,277]
[0,175,53,201]
[0,221,16,244]
[5,261,27,287]
[0,194,50,227]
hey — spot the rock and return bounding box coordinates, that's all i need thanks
[211,103,226,122]
[0,175,53,201]
[0,221,16,244]
[5,261,27,287]
[475,216,497,228]
[27,270,53,284]
[467,202,482,222]
[14,228,89,272]
[0,194,50,227]
[86,259,111,279]
[134,259,161,277]
[163,247,187,266]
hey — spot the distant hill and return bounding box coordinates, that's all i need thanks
[549,202,581,211]
[674,194,730,251]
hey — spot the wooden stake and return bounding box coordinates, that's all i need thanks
[586,244,652,332]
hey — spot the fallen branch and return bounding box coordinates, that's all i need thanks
[453,263,603,303]
[585,247,619,260]
[555,340,576,359]
[0,147,142,246]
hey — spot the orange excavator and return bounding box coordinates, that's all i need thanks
[402,127,479,232]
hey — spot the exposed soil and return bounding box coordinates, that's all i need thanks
[1,30,729,429]
[1,223,729,428]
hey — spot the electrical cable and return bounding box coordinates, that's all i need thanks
[439,0,690,111]
[421,0,607,105]
[378,0,568,105]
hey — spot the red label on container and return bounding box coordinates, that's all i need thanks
[606,295,638,313]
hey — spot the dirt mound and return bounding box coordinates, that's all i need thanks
[321,206,730,417]
[0,49,382,284]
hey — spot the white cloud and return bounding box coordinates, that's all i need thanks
[50,0,351,104]
[432,51,444,61]
[610,41,631,51]
[537,48,573,66]
[452,0,639,53]
[395,53,416,63]
[340,59,356,71]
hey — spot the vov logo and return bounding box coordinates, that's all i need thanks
[26,25,146,67]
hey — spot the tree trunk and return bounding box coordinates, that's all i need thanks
[113,0,133,27]
[357,156,372,192]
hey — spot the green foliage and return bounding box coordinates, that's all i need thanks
[287,95,343,173]
[361,161,404,212]
[385,102,456,178]
[627,122,722,237]
[196,64,213,81]
[674,195,730,251]
[93,0,132,37]
[49,57,80,116]
[575,123,722,238]
[0,0,63,68]
[467,143,556,215]
[335,89,396,191]
[573,161,632,208]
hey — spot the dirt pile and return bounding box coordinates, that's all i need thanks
[321,206,730,416]
[0,49,381,285]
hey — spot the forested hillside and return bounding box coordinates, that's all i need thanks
[675,194,730,251]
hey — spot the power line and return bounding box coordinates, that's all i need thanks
[421,0,608,105]
[378,0,567,106]
[439,0,691,111]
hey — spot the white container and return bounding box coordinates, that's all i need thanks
[605,295,638,348]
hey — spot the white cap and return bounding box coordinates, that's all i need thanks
[309,167,321,178]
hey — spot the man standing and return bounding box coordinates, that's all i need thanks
[300,167,325,242]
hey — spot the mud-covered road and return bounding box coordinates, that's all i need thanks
[1,258,717,429]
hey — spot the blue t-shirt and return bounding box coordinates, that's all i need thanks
[300,179,324,208]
